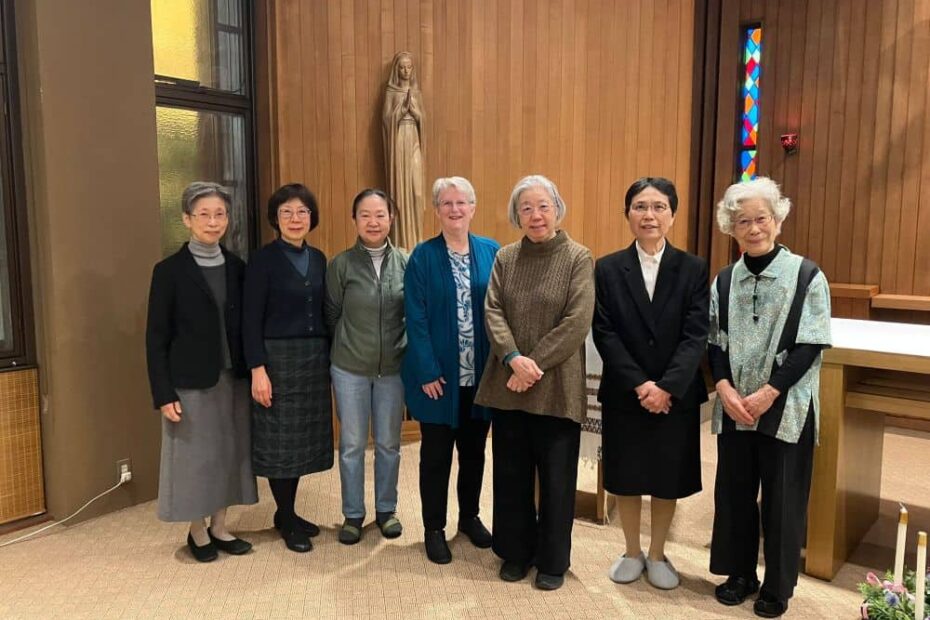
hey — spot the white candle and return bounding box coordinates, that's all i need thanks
[916,531,926,620]
[894,505,908,585]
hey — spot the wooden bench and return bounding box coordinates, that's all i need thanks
[830,283,879,319]
[871,293,930,312]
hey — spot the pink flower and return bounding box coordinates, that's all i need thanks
[865,572,882,587]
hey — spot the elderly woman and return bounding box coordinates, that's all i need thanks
[592,177,709,591]
[146,181,258,562]
[475,174,595,591]
[243,183,332,553]
[402,176,499,564]
[708,177,831,618]
[325,189,408,545]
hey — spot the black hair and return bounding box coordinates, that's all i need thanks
[267,183,320,234]
[623,177,678,217]
[351,188,395,218]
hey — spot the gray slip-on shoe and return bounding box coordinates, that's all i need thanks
[608,552,646,584]
[644,555,680,590]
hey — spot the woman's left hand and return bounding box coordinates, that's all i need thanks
[506,374,534,393]
[742,384,780,419]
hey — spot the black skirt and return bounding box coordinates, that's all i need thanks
[601,400,702,499]
[251,337,334,478]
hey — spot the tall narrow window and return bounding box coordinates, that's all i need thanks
[739,25,762,182]
[151,0,255,258]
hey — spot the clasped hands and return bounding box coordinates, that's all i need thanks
[635,381,672,414]
[506,355,544,393]
[716,380,780,425]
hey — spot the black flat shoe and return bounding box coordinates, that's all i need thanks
[457,516,492,549]
[207,528,252,555]
[499,560,531,582]
[281,526,312,553]
[715,575,760,606]
[534,571,565,591]
[187,532,218,563]
[424,530,452,564]
[274,511,320,538]
[753,592,788,618]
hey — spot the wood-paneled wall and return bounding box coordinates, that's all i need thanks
[703,0,930,296]
[257,0,696,259]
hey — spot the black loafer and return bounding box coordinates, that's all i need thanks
[274,511,321,538]
[499,560,531,582]
[424,529,452,564]
[715,575,760,606]
[457,516,492,549]
[281,526,312,553]
[534,571,565,590]
[207,528,252,555]
[753,592,788,618]
[187,532,218,563]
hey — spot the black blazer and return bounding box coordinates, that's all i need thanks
[145,244,247,408]
[592,242,709,412]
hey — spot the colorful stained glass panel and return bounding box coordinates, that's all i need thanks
[739,26,762,180]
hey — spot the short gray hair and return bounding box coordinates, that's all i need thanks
[432,176,477,206]
[716,176,791,234]
[507,174,566,228]
[181,181,232,216]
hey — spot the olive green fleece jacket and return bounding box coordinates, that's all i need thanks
[324,239,408,376]
[474,230,595,423]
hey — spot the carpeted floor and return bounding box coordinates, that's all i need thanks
[0,421,927,619]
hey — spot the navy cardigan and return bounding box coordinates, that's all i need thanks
[401,233,500,427]
[243,240,328,368]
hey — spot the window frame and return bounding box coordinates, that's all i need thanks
[0,0,36,371]
[153,0,259,253]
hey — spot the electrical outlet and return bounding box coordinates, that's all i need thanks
[117,459,132,484]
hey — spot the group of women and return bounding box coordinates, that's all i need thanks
[146,173,831,618]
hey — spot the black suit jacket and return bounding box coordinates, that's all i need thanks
[145,244,247,408]
[592,242,709,412]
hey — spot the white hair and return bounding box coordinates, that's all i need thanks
[507,174,566,228]
[716,176,791,234]
[431,176,477,206]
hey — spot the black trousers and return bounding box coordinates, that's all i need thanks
[710,412,814,601]
[418,387,491,531]
[491,408,581,576]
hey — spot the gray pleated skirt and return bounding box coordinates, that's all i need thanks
[158,370,258,522]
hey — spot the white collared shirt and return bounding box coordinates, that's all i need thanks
[635,240,666,301]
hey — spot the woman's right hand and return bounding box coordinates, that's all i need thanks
[509,355,544,387]
[422,377,446,400]
[160,401,182,422]
[716,380,754,425]
[251,366,273,408]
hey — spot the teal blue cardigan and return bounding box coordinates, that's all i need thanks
[401,233,500,427]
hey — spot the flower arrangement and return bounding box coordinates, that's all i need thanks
[859,570,930,620]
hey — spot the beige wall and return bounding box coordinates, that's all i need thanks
[16,0,161,520]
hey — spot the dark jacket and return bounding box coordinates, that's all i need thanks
[592,242,709,412]
[401,233,500,427]
[145,244,247,409]
[243,240,328,368]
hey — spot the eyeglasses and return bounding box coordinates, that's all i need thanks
[518,204,554,217]
[279,208,311,221]
[630,203,670,214]
[439,200,472,210]
[190,212,228,222]
[734,214,774,230]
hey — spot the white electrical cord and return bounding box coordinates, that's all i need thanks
[0,478,127,548]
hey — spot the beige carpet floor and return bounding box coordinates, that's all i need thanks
[1,421,927,619]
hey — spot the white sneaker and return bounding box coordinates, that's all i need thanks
[608,552,646,584]
[644,555,680,590]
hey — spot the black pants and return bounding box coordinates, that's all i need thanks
[491,408,581,576]
[419,387,491,531]
[710,413,814,601]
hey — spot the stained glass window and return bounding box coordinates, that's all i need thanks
[739,26,762,181]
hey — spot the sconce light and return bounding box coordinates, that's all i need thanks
[780,133,799,154]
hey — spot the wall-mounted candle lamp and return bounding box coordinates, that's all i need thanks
[780,133,799,154]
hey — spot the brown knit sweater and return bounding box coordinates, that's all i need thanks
[474,230,595,423]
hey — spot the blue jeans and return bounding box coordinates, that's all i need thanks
[330,365,404,519]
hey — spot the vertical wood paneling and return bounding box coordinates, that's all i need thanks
[706,0,930,297]
[259,0,696,259]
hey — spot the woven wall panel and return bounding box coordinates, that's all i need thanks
[0,369,45,525]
